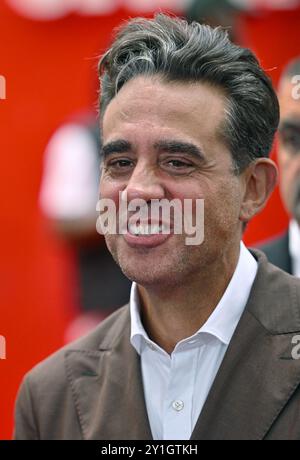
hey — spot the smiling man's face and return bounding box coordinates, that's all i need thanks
[99,76,245,288]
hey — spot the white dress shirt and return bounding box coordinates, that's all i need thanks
[130,242,258,440]
[289,220,300,277]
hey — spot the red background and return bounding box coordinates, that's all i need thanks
[0,1,299,439]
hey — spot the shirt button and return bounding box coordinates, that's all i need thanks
[147,342,156,351]
[172,400,184,412]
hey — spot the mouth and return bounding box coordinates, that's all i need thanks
[127,222,170,236]
[123,221,172,248]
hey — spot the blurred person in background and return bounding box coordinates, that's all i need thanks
[39,114,131,340]
[186,0,240,40]
[260,59,300,276]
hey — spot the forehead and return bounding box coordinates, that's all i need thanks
[279,78,300,120]
[102,76,227,144]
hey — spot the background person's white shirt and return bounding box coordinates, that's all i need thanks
[130,242,258,440]
[39,123,99,220]
[289,220,300,277]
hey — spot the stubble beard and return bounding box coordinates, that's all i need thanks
[104,233,212,289]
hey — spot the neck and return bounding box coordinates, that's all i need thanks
[137,244,240,355]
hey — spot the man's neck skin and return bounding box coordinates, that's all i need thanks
[137,244,240,355]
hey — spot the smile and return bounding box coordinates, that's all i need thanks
[123,221,172,248]
[127,223,170,236]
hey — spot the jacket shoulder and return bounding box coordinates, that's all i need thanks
[21,305,129,390]
[256,232,291,274]
[14,305,130,439]
[249,249,300,334]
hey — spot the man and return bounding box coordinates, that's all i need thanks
[14,14,300,440]
[260,59,300,276]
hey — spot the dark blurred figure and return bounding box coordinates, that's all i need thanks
[260,59,300,276]
[186,0,240,41]
[39,114,131,340]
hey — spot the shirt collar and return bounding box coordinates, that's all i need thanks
[130,242,258,354]
[130,281,148,354]
[289,220,300,277]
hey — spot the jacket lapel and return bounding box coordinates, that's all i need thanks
[191,250,300,440]
[65,307,153,440]
[191,312,300,440]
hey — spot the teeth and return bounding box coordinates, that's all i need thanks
[128,223,168,236]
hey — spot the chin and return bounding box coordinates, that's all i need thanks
[117,259,170,286]
[105,235,201,287]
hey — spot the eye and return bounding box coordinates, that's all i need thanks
[161,158,194,172]
[106,158,135,171]
[167,160,191,167]
[114,159,133,167]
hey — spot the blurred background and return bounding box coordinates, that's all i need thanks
[1,0,300,439]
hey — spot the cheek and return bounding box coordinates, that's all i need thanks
[168,180,235,216]
[167,184,205,226]
[99,177,124,207]
[208,180,242,224]
[166,181,205,201]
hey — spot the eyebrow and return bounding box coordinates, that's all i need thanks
[101,139,205,161]
[102,140,132,158]
[153,140,205,161]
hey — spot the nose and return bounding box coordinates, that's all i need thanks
[124,163,165,203]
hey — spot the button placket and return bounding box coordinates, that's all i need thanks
[162,350,197,440]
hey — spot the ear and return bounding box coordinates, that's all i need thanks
[239,159,278,223]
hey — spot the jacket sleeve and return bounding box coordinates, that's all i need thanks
[13,374,39,440]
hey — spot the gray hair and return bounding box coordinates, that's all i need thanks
[98,13,279,173]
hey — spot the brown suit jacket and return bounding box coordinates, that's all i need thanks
[14,250,300,440]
